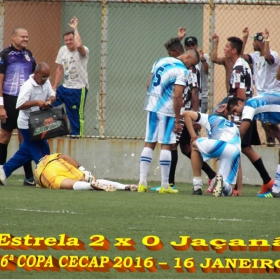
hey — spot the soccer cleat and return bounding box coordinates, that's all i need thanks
[158,186,179,194]
[23,178,36,186]
[91,180,115,192]
[205,177,216,193]
[137,184,147,192]
[257,191,280,198]
[151,184,177,191]
[259,179,274,194]
[0,165,7,186]
[192,188,202,195]
[125,185,138,191]
[213,174,223,197]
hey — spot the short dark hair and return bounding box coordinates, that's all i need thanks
[164,38,184,53]
[12,27,27,35]
[227,96,245,111]
[184,36,198,46]
[63,30,74,38]
[227,36,243,55]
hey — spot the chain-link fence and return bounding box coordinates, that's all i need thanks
[1,0,280,144]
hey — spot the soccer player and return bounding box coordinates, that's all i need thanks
[138,50,199,194]
[0,152,137,191]
[227,94,280,198]
[182,108,241,197]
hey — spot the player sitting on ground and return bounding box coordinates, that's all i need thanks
[0,153,137,191]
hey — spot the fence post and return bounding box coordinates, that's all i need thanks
[99,0,108,138]
[208,0,215,112]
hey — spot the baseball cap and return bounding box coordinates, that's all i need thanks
[184,36,198,46]
[253,32,264,42]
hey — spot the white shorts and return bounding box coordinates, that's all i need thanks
[196,138,240,185]
[145,111,176,144]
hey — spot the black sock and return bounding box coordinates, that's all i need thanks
[169,150,178,185]
[252,158,271,184]
[23,162,34,180]
[202,162,216,180]
[0,143,8,165]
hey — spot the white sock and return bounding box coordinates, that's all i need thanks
[139,147,153,185]
[272,164,280,193]
[73,181,93,190]
[193,177,202,191]
[97,179,125,190]
[160,150,171,189]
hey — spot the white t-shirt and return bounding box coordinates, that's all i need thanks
[16,75,56,129]
[249,51,280,93]
[56,46,89,89]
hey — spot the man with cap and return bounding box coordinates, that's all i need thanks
[241,27,280,147]
[178,27,210,114]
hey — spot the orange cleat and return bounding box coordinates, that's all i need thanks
[259,179,274,194]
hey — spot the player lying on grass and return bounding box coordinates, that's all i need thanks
[0,153,137,191]
[227,94,280,198]
[182,108,241,197]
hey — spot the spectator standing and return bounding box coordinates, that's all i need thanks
[178,27,210,113]
[242,27,280,147]
[52,17,89,139]
[0,62,56,184]
[0,27,36,186]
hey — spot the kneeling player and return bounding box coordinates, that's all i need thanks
[182,110,241,197]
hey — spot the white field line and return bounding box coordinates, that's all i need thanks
[155,215,277,224]
[0,207,83,215]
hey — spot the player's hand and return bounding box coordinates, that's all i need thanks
[0,106,7,123]
[232,190,241,196]
[264,28,269,39]
[69,16,78,30]
[190,135,199,144]
[178,27,186,41]
[212,34,219,43]
[242,27,249,38]
[173,123,182,134]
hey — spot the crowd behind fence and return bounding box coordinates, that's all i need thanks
[1,0,280,145]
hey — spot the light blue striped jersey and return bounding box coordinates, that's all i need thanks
[242,92,280,124]
[144,57,188,116]
[197,112,241,151]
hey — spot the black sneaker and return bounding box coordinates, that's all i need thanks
[23,178,36,186]
[192,188,202,195]
[267,137,275,147]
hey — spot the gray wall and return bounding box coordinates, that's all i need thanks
[8,136,279,186]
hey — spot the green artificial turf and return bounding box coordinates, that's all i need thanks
[0,175,279,279]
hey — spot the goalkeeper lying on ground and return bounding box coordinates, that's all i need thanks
[31,153,137,191]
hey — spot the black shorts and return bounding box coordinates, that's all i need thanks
[241,120,261,148]
[1,94,19,131]
[178,124,191,145]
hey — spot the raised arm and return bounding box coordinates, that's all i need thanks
[211,34,226,65]
[177,27,186,42]
[241,27,251,62]
[263,28,275,64]
[69,17,87,57]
